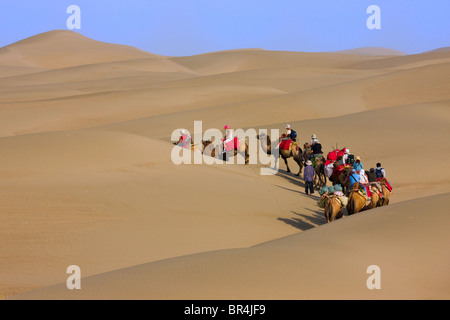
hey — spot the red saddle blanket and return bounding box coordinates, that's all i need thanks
[279,139,292,151]
[377,178,393,192]
[333,165,345,177]
[223,137,239,152]
[362,186,373,198]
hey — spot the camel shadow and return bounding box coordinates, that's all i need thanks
[275,185,321,201]
[277,211,326,231]
[274,170,304,188]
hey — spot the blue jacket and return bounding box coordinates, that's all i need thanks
[353,162,363,172]
[349,173,360,188]
[304,165,315,182]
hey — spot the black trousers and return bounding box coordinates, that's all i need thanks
[305,181,314,194]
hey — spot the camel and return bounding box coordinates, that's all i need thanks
[365,184,381,209]
[324,195,344,223]
[331,164,352,193]
[377,178,391,206]
[257,132,303,176]
[173,142,201,153]
[346,182,368,215]
[201,139,249,164]
[347,182,382,215]
[313,156,327,189]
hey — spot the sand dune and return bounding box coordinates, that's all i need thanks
[12,193,450,300]
[330,47,406,56]
[1,31,449,299]
[170,50,378,75]
[0,30,161,69]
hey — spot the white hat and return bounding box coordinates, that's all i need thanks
[345,148,350,154]
[306,160,312,166]
[180,129,186,134]
[285,124,291,129]
[311,134,317,139]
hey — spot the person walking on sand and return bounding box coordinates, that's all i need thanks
[304,160,315,195]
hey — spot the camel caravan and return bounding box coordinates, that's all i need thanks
[174,124,393,223]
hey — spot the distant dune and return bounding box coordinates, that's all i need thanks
[1,30,449,299]
[425,47,450,53]
[330,47,406,56]
[0,30,162,69]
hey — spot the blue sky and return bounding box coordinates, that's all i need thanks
[0,0,449,56]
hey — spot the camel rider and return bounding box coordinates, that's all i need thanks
[278,124,297,149]
[375,163,386,179]
[343,148,354,165]
[309,140,323,167]
[222,125,233,160]
[281,124,297,142]
[311,140,323,158]
[367,168,384,196]
[177,129,191,148]
[353,156,363,172]
[367,168,378,183]
[310,134,319,146]
[348,169,360,189]
[223,125,234,145]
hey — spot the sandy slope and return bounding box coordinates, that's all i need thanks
[12,192,450,300]
[1,30,449,299]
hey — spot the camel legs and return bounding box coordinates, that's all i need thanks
[295,158,302,176]
[282,156,291,173]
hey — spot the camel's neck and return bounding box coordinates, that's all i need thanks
[260,135,275,154]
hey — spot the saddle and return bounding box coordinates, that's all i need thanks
[279,139,292,151]
[223,137,239,152]
[326,195,348,208]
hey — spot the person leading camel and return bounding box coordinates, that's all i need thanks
[304,160,315,195]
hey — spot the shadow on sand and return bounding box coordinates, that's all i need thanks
[272,168,335,231]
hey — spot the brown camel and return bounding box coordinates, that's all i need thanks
[377,178,391,206]
[346,182,368,215]
[324,195,344,223]
[331,164,352,193]
[257,132,303,176]
[365,184,381,209]
[302,143,313,163]
[347,182,382,214]
[173,142,201,153]
[313,156,327,189]
[202,139,249,164]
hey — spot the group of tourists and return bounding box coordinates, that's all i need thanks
[297,129,391,198]
[175,125,391,198]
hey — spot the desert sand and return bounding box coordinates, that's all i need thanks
[1,30,449,300]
